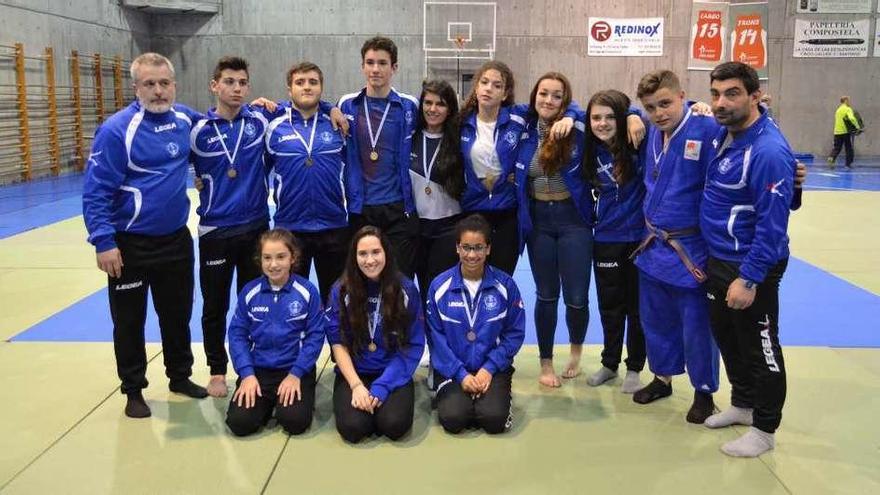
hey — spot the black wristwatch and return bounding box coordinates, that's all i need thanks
[743,279,756,290]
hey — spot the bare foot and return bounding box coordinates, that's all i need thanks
[207,375,228,398]
[539,371,562,388]
[538,360,562,388]
[561,359,581,379]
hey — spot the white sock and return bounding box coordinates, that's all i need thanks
[721,427,775,458]
[704,406,753,429]
[620,370,642,394]
[587,367,617,386]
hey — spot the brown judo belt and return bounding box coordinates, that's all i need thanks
[629,220,707,283]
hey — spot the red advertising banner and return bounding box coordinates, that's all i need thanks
[730,13,767,70]
[692,8,725,63]
[688,1,768,79]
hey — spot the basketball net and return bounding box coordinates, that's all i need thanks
[454,35,467,52]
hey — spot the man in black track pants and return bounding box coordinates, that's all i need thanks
[83,53,207,418]
[700,62,797,457]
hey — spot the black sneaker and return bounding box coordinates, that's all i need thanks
[169,379,209,399]
[632,376,672,404]
[686,391,716,424]
[125,391,152,418]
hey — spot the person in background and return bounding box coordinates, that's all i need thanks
[827,95,862,170]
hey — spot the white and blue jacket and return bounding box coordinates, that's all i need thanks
[700,111,795,283]
[635,107,721,288]
[189,105,270,230]
[514,115,592,253]
[324,277,425,403]
[459,105,529,212]
[228,274,325,379]
[265,106,348,232]
[425,264,525,382]
[83,101,199,252]
[338,88,419,215]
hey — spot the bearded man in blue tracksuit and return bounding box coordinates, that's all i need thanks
[338,36,420,277]
[83,53,207,419]
[701,62,796,458]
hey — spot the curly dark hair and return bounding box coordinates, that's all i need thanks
[460,60,515,121]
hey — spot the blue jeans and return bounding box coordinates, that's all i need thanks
[526,198,593,360]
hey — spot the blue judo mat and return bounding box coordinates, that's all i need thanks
[12,253,880,348]
[5,169,880,347]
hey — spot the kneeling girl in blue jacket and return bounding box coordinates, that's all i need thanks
[426,214,526,434]
[324,226,425,443]
[226,228,326,436]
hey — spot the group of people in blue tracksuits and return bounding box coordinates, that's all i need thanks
[82,35,803,458]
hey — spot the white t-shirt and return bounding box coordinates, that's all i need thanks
[463,278,482,300]
[470,119,502,179]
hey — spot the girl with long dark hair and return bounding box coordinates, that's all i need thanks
[411,79,465,296]
[324,226,425,443]
[582,90,647,394]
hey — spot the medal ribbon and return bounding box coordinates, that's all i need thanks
[461,287,482,331]
[363,98,391,153]
[368,294,382,343]
[212,118,245,169]
[289,108,319,163]
[422,132,442,190]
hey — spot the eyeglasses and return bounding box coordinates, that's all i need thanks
[458,243,487,254]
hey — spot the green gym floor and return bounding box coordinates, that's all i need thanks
[0,177,878,494]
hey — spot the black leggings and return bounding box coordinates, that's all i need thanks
[332,372,415,443]
[466,208,519,275]
[414,220,460,296]
[225,368,316,436]
[435,368,513,434]
[292,226,351,304]
[593,241,646,372]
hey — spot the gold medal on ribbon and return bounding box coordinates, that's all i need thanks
[227,168,237,179]
[368,342,378,352]
[466,331,477,342]
[370,150,379,162]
